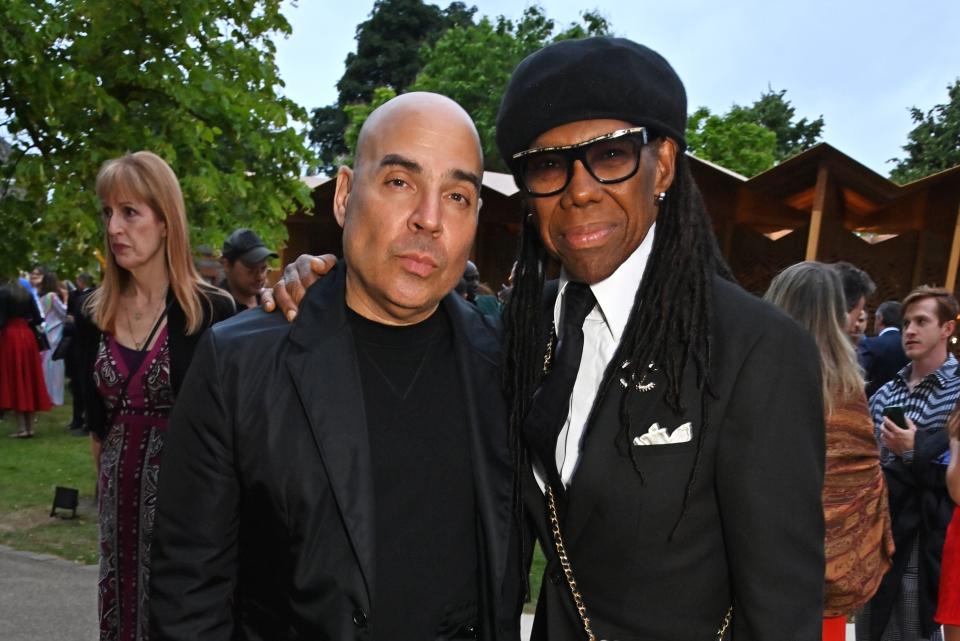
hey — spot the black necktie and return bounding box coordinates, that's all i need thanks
[523,282,596,497]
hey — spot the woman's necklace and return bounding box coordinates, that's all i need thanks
[125,286,168,350]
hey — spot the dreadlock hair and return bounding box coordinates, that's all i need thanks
[503,149,733,546]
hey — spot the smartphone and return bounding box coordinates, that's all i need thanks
[883,405,908,429]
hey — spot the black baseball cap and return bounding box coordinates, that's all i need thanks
[222,228,278,265]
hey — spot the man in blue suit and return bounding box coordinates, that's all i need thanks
[859,300,908,400]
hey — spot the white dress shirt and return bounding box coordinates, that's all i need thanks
[533,224,655,491]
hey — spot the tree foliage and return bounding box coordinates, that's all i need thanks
[410,7,610,171]
[686,88,823,177]
[343,86,398,154]
[308,0,475,175]
[686,107,778,178]
[889,79,960,184]
[747,88,824,162]
[0,0,313,278]
[338,0,475,104]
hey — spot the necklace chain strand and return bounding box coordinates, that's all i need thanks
[125,286,168,350]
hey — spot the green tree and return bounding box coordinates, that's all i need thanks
[410,7,610,171]
[343,86,398,156]
[686,107,778,178]
[890,79,960,184]
[308,105,350,176]
[309,0,476,175]
[338,0,476,104]
[0,0,312,277]
[685,88,822,177]
[748,88,824,162]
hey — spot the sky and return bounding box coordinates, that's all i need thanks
[273,0,960,177]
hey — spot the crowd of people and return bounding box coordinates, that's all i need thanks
[2,34,960,641]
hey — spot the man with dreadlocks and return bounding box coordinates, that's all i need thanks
[264,37,827,641]
[495,37,826,640]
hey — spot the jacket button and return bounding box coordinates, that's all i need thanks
[352,609,367,628]
[550,570,563,585]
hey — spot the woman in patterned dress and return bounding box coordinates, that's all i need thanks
[765,262,895,641]
[76,151,234,641]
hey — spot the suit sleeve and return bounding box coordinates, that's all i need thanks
[150,330,239,641]
[715,320,826,640]
[912,427,950,488]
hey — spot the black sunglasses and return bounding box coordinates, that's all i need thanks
[512,126,649,197]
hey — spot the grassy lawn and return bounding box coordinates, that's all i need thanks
[0,398,99,565]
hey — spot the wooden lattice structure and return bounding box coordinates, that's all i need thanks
[692,144,960,306]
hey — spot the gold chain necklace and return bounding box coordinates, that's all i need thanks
[124,286,168,350]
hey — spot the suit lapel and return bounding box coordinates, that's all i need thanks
[562,361,669,550]
[286,265,376,603]
[444,295,513,625]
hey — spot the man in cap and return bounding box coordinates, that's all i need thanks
[495,37,825,640]
[266,37,826,640]
[219,228,277,311]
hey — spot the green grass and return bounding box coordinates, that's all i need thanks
[0,398,99,564]
[525,542,547,613]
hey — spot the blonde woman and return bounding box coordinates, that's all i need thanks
[76,151,234,640]
[765,262,895,641]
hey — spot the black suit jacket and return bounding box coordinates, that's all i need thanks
[150,264,522,641]
[869,426,952,640]
[526,276,826,641]
[858,329,908,400]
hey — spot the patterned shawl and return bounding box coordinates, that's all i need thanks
[823,392,896,616]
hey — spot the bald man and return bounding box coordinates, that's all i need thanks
[149,93,523,641]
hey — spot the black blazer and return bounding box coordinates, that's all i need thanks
[869,427,952,640]
[149,264,523,641]
[526,276,826,641]
[858,329,908,400]
[75,283,235,439]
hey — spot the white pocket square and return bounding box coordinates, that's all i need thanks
[633,422,692,446]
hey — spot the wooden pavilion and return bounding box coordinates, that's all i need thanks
[693,144,960,302]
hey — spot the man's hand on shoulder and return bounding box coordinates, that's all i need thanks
[262,254,337,322]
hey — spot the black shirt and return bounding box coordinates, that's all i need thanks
[348,305,479,640]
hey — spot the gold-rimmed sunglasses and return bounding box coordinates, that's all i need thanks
[512,126,649,197]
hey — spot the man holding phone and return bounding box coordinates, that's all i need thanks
[857,286,960,641]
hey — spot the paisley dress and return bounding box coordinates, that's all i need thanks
[95,327,172,641]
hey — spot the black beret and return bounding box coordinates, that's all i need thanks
[496,37,687,174]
